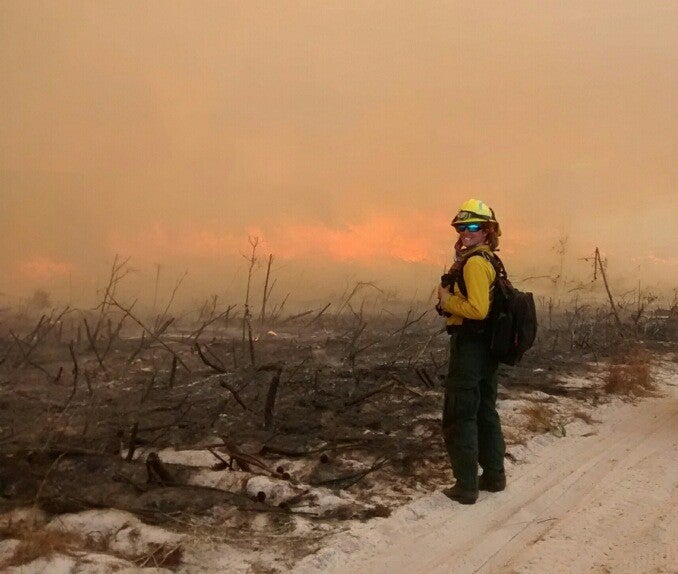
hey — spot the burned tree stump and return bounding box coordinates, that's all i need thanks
[146,452,176,485]
[264,366,283,430]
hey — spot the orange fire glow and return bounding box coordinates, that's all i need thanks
[108,212,455,267]
[273,214,449,264]
[19,257,74,280]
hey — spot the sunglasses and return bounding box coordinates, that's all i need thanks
[454,223,484,232]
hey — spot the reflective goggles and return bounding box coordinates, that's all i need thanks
[454,222,484,232]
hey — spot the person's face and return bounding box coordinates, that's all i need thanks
[455,223,488,248]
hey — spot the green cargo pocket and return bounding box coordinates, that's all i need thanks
[453,387,480,422]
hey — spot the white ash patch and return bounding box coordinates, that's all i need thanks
[4,553,76,574]
[180,539,283,574]
[46,509,185,558]
[289,514,321,535]
[411,412,443,422]
[154,448,220,467]
[248,512,275,532]
[652,360,678,386]
[187,468,249,491]
[3,551,147,574]
[124,446,222,465]
[411,423,436,437]
[308,490,351,514]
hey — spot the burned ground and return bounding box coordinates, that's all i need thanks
[0,295,675,570]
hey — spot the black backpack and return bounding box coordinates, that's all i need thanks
[453,252,538,365]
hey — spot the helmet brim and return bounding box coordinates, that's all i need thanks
[452,216,490,225]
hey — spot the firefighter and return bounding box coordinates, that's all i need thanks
[436,199,506,504]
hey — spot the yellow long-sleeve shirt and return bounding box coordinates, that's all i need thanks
[440,246,497,327]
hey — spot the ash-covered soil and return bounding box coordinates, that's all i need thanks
[0,305,674,572]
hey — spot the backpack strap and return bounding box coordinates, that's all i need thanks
[485,252,508,280]
[456,251,504,298]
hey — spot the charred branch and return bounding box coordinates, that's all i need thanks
[345,380,395,407]
[220,436,273,474]
[83,318,108,375]
[263,366,283,430]
[307,303,332,326]
[312,457,390,489]
[279,310,314,325]
[109,295,190,372]
[190,304,236,342]
[195,343,226,373]
[260,253,274,324]
[154,270,188,334]
[219,379,250,411]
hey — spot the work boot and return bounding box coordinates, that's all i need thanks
[443,484,479,505]
[479,471,506,492]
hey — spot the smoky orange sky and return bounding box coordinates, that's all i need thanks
[1,2,676,306]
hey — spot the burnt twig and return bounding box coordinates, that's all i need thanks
[594,247,624,336]
[345,380,395,407]
[154,270,187,334]
[312,457,390,489]
[195,343,226,373]
[83,318,108,375]
[246,317,255,366]
[260,253,274,324]
[307,303,332,326]
[242,236,259,341]
[62,342,80,411]
[190,305,236,342]
[219,379,250,411]
[279,310,314,325]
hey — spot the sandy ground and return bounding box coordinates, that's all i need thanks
[296,363,678,574]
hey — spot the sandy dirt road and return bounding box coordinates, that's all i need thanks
[296,369,677,574]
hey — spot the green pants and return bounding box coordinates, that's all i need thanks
[442,330,505,490]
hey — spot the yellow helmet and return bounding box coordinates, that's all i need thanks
[452,198,501,236]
